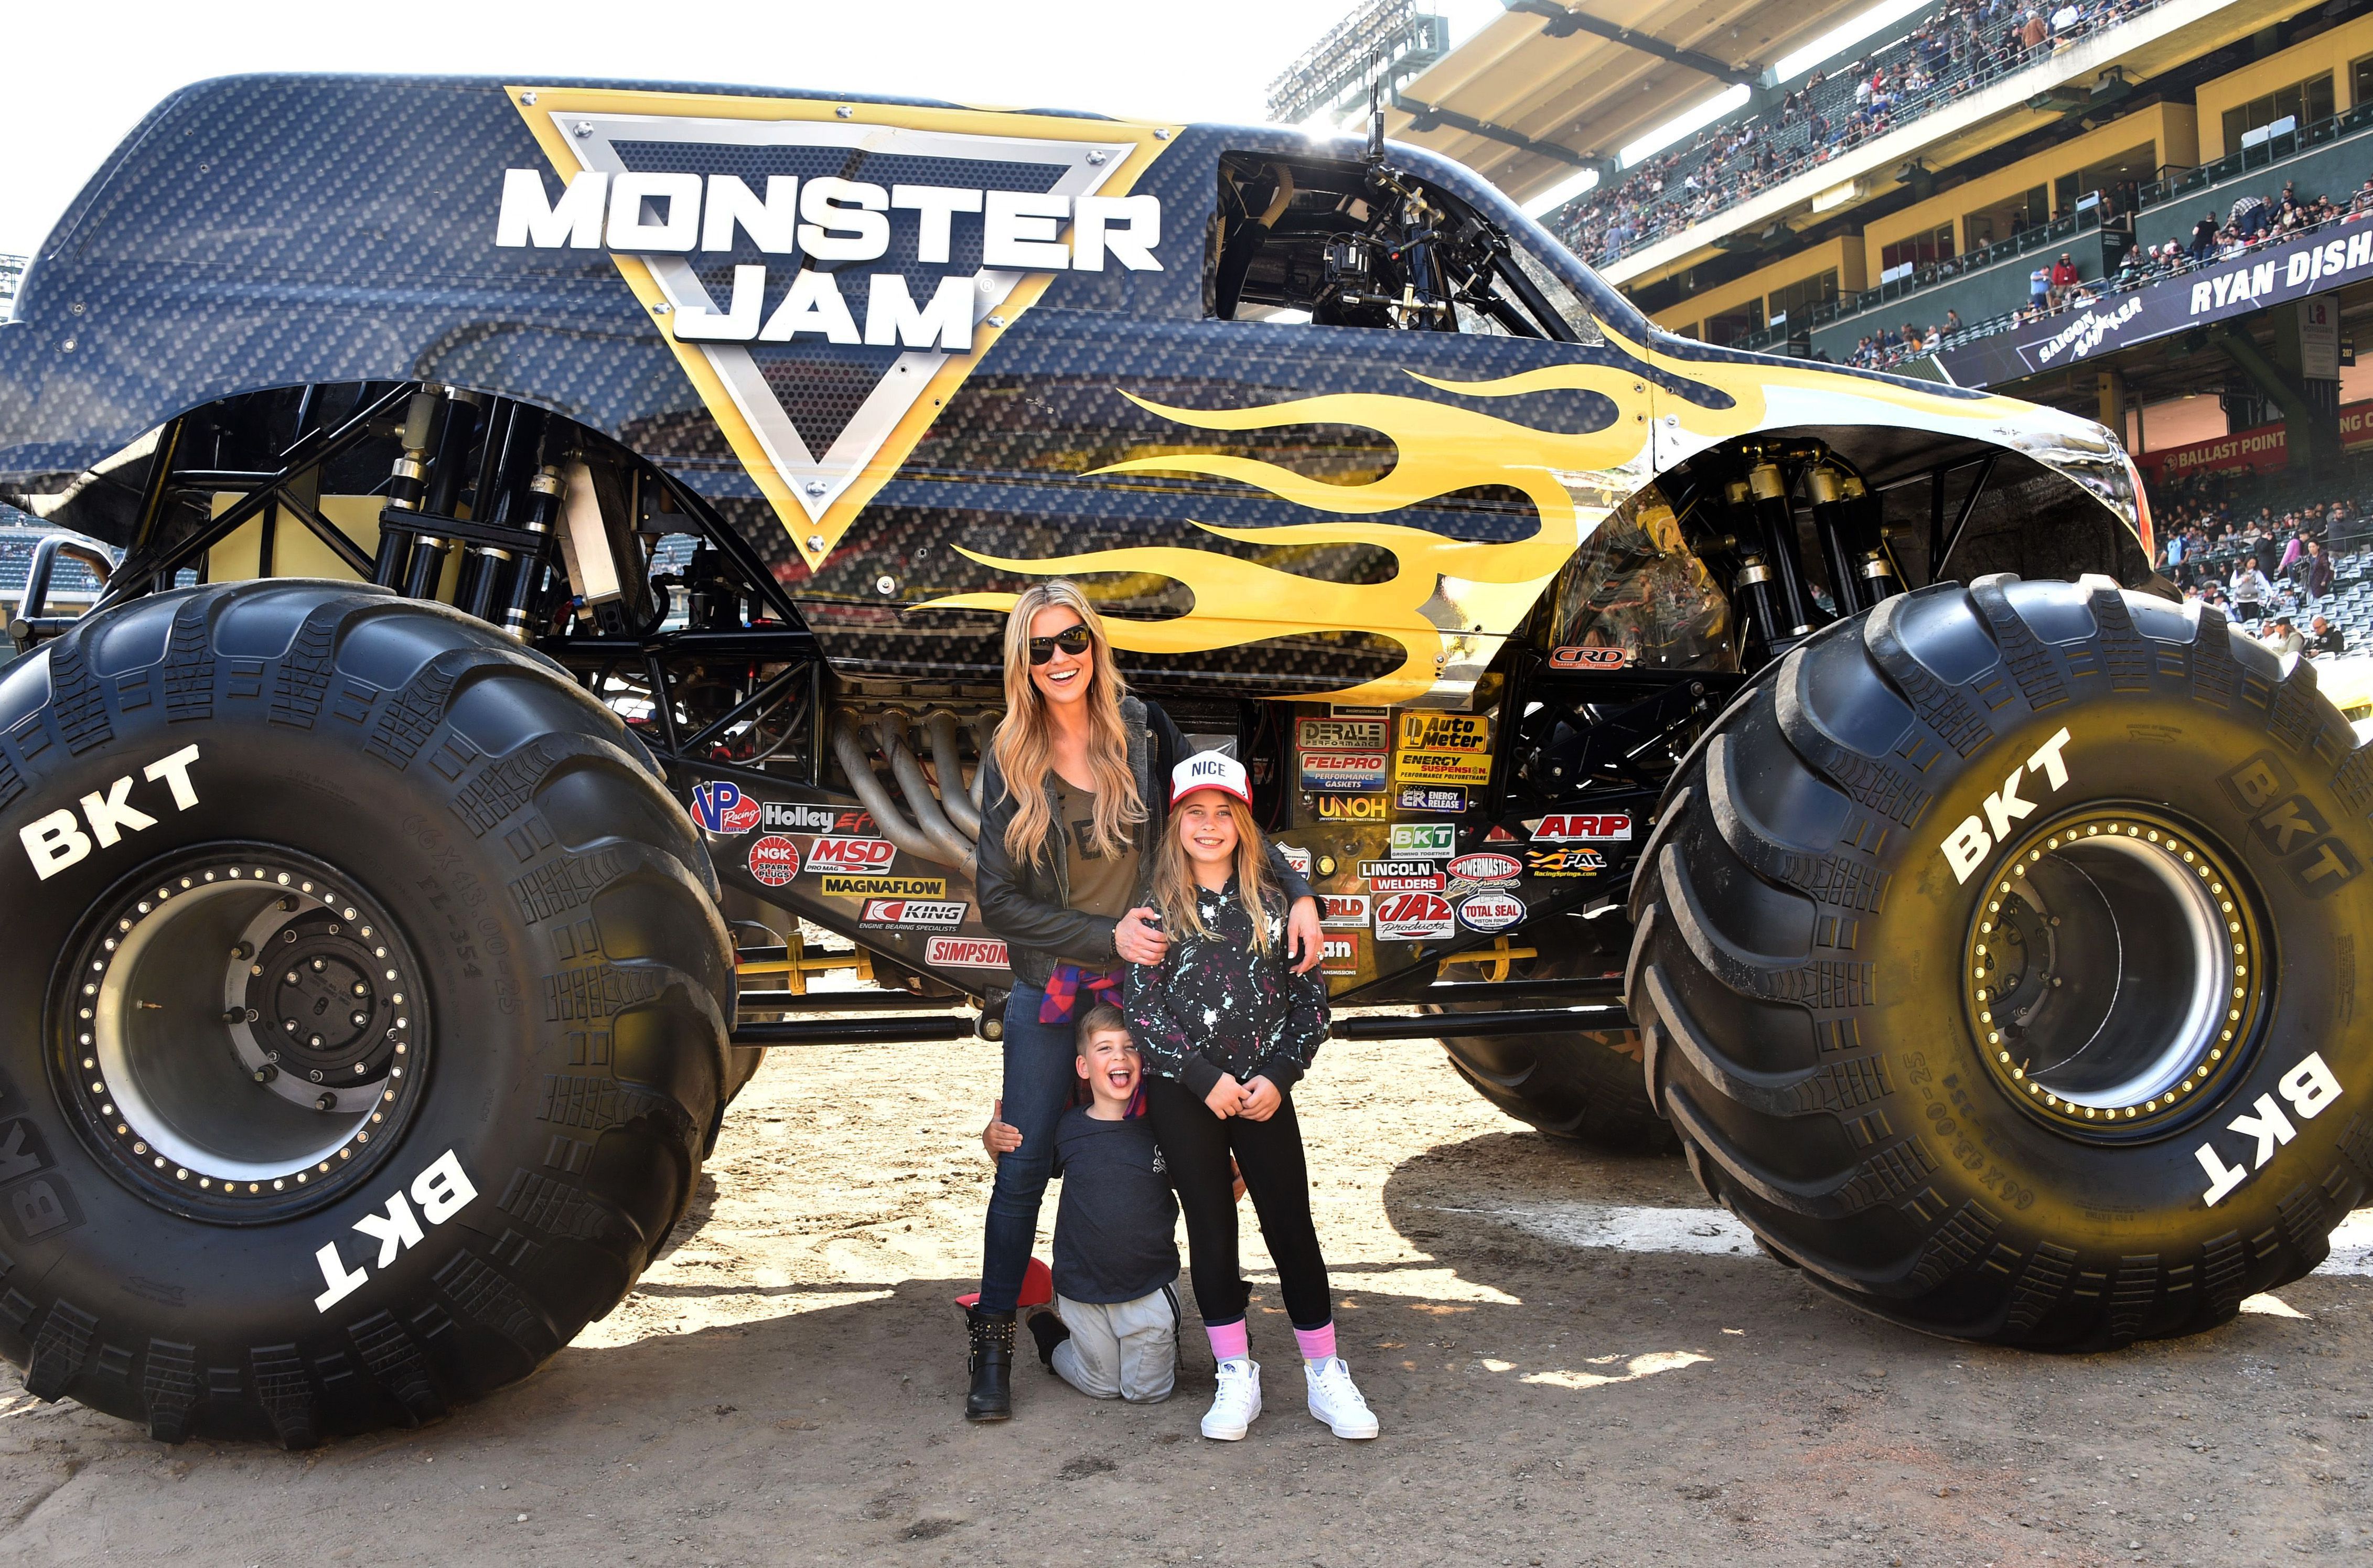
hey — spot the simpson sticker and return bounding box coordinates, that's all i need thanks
[1320,893,1371,928]
[806,835,897,872]
[1396,785,1467,815]
[1298,717,1386,751]
[1457,890,1526,933]
[1394,750,1491,787]
[820,874,948,897]
[861,898,967,928]
[19,744,203,882]
[1526,813,1632,842]
[1388,822,1457,861]
[313,1150,478,1312]
[2196,1051,2345,1205]
[1446,851,1521,885]
[927,935,1010,968]
[1938,728,2074,884]
[1317,792,1389,821]
[1549,645,1633,670]
[763,801,874,834]
[1320,933,1362,976]
[1527,847,1608,877]
[1280,843,1313,877]
[747,835,802,886]
[1301,750,1389,793]
[1359,860,1447,893]
[1373,890,1455,942]
[688,780,761,834]
[1396,712,1490,754]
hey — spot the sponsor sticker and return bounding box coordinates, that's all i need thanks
[1300,750,1389,794]
[861,898,968,929]
[1396,785,1467,815]
[1388,821,1457,861]
[1280,843,1313,877]
[19,744,204,882]
[1316,792,1389,821]
[1330,704,1389,719]
[806,836,897,872]
[1527,846,1608,877]
[1457,890,1526,933]
[1320,893,1370,928]
[1298,717,1386,751]
[1446,851,1521,885]
[1373,890,1455,942]
[688,781,761,834]
[1396,749,1492,787]
[1527,813,1633,842]
[1549,645,1633,670]
[747,835,802,886]
[312,1150,478,1312]
[926,935,1010,969]
[1320,932,1362,976]
[1358,859,1446,892]
[1397,712,1491,753]
[763,801,874,835]
[820,874,948,898]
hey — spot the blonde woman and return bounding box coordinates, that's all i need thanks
[963,581,1320,1423]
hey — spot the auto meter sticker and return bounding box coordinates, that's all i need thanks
[1320,932,1362,976]
[1359,860,1446,893]
[861,898,968,929]
[1395,749,1491,787]
[747,835,801,886]
[1446,851,1521,886]
[1396,785,1467,814]
[1320,893,1370,928]
[927,936,1010,969]
[1527,847,1608,877]
[1388,821,1457,860]
[1527,813,1633,842]
[1316,792,1389,821]
[1280,843,1313,877]
[689,781,761,834]
[1396,713,1491,754]
[1457,890,1526,933]
[763,801,874,834]
[1373,890,1455,942]
[1300,750,1389,793]
[1297,717,1386,751]
[806,836,897,872]
[819,874,948,897]
[1549,645,1633,670]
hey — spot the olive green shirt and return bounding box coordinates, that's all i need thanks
[1053,776,1141,921]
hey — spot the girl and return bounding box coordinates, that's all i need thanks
[1125,750,1378,1443]
[966,581,1322,1423]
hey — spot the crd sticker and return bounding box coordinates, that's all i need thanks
[1937,728,2073,884]
[20,745,204,880]
[312,1150,480,1312]
[2196,1052,2344,1205]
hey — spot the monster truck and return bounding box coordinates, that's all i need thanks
[0,73,2364,1445]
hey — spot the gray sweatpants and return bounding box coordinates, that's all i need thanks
[1051,1286,1179,1403]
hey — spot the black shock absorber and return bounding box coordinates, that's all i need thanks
[1807,463,1864,619]
[372,388,442,588]
[457,403,542,622]
[1746,458,1814,643]
[1722,478,1784,658]
[1846,474,1904,603]
[499,463,565,641]
[402,389,482,600]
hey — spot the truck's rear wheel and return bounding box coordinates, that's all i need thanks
[0,581,732,1443]
[1629,575,2373,1349]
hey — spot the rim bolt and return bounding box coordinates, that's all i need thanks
[283,1019,297,1033]
[280,895,298,912]
[315,1092,337,1111]
[252,1064,278,1084]
[308,1035,324,1048]
[351,1012,367,1026]
[285,971,298,985]
[327,922,341,935]
[222,1007,244,1024]
[230,942,253,961]
[351,983,367,996]
[309,1069,325,1083]
[310,958,326,973]
[245,1007,260,1023]
[282,930,297,943]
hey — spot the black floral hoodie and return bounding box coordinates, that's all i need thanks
[1124,874,1327,1097]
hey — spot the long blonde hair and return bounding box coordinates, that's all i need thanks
[992,580,1145,867]
[1148,792,1281,955]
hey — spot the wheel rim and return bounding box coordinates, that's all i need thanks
[60,847,430,1217]
[1963,808,2264,1136]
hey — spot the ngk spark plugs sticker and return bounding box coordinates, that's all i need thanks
[1359,860,1446,893]
[764,801,874,834]
[1549,645,1633,670]
[312,1151,478,1312]
[805,836,897,872]
[1298,717,1385,751]
[2196,1051,2345,1205]
[1317,793,1389,821]
[1320,933,1362,976]
[1393,749,1491,787]
[1320,894,1370,928]
[1397,713,1491,754]
[688,781,761,834]
[820,874,947,898]
[1457,892,1526,933]
[1527,814,1633,842]
[1527,847,1608,877]
[1396,785,1467,815]
[927,936,1010,968]
[1446,851,1521,886]
[1937,728,2074,884]
[1374,891,1455,942]
[19,744,203,881]
[747,835,802,886]
[1388,822,1457,861]
[861,898,967,929]
[1301,750,1389,794]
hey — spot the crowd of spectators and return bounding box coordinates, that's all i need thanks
[2153,469,2371,651]
[1551,0,2163,268]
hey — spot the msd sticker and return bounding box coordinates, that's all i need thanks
[1527,813,1633,842]
[689,781,761,834]
[1457,890,1525,933]
[1320,893,1370,928]
[1389,822,1457,861]
[807,836,897,872]
[747,835,802,885]
[1374,890,1455,942]
[927,935,1010,969]
[1301,750,1389,794]
[862,898,967,929]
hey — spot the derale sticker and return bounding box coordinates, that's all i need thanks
[927,935,1010,969]
[1301,750,1389,794]
[1359,860,1446,893]
[747,835,801,886]
[1396,785,1467,815]
[806,836,897,873]
[1388,821,1457,861]
[820,874,948,898]
[1394,749,1491,787]
[1527,813,1633,842]
[1446,851,1521,886]
[1317,792,1389,822]
[1320,893,1370,928]
[688,780,760,834]
[1396,712,1491,754]
[1298,717,1386,751]
[1457,890,1525,933]
[1549,645,1633,670]
[861,898,967,929]
[1320,932,1362,976]
[1374,890,1455,942]
[1527,846,1608,877]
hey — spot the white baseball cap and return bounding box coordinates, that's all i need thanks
[1170,749,1251,807]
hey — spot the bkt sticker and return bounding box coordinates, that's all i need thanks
[20,744,203,880]
[688,781,761,835]
[2196,1052,2344,1206]
[1937,728,2073,884]
[312,1151,480,1312]
[2220,752,2361,897]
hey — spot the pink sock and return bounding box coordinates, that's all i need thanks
[1206,1319,1249,1363]
[1294,1323,1336,1363]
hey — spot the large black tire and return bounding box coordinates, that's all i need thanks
[0,580,735,1444]
[1629,574,2373,1349]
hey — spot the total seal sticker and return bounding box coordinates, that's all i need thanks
[747,835,801,887]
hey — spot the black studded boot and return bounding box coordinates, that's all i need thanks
[964,1305,1016,1422]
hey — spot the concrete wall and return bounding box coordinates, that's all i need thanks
[2197,14,2373,159]
[1648,236,1866,339]
[1807,227,2118,360]
[2134,123,2373,251]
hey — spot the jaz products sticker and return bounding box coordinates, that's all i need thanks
[1301,750,1389,794]
[764,801,873,834]
[1397,712,1490,753]
[1320,932,1362,976]
[1317,793,1389,821]
[861,898,968,928]
[806,836,897,872]
[689,781,761,834]
[1527,813,1633,842]
[820,873,947,898]
[1320,893,1370,928]
[1280,843,1314,877]
[1298,717,1386,751]
[1457,891,1525,933]
[1446,851,1521,885]
[1358,860,1446,893]
[1373,891,1455,942]
[927,936,1010,968]
[747,835,801,886]
[1549,645,1633,669]
[1395,750,1491,787]
[1527,847,1607,877]
[1389,821,1457,861]
[1397,785,1467,815]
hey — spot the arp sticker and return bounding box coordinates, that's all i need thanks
[1298,717,1385,751]
[1395,785,1467,815]
[312,1150,479,1312]
[1316,793,1389,821]
[1527,847,1608,877]
[1373,890,1455,941]
[688,781,761,834]
[1388,822,1457,861]
[1457,891,1525,933]
[2195,1051,2345,1205]
[820,874,947,897]
[1937,727,2074,884]
[1526,813,1632,842]
[19,744,204,881]
[926,936,1010,968]
[806,836,897,872]
[1320,893,1370,928]
[747,835,801,887]
[1301,750,1389,793]
[1549,645,1633,670]
[861,898,967,928]
[1320,932,1362,976]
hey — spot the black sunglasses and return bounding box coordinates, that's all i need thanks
[1027,624,1093,665]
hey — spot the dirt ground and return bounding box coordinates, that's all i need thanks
[2,1032,2368,1567]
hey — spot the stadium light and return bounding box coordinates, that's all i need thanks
[1771,0,1930,83]
[1520,167,1602,218]
[1619,82,1751,168]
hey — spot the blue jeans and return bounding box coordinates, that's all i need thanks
[976,983,1080,1315]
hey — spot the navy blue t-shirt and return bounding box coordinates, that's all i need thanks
[1051,1106,1180,1305]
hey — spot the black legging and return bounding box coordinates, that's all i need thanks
[1143,1077,1332,1331]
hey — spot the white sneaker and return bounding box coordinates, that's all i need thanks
[1305,1357,1379,1439]
[1200,1358,1261,1441]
